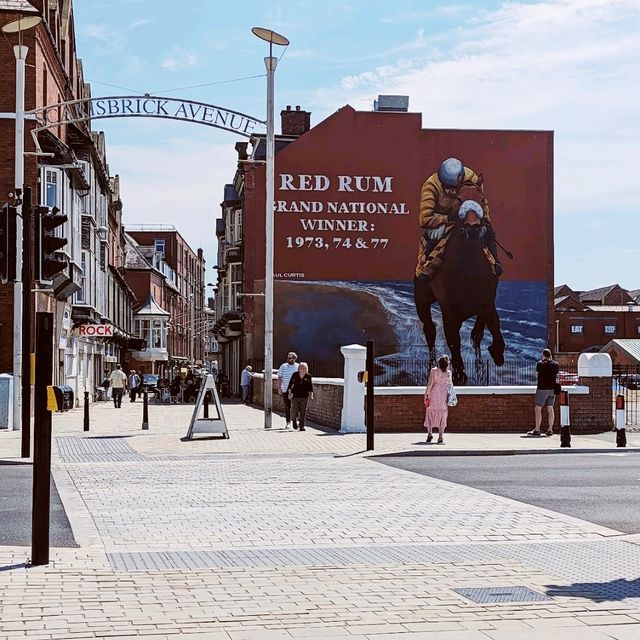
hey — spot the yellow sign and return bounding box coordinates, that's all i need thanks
[46,386,58,412]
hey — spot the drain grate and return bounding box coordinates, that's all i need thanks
[453,586,552,604]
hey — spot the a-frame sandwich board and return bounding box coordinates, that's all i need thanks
[184,374,229,440]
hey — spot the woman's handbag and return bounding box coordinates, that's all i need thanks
[447,384,458,407]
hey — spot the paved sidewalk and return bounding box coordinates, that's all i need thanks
[2,401,640,639]
[1,399,630,461]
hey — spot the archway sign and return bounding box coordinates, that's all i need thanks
[28,95,265,137]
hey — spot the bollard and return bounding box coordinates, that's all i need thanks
[83,391,90,432]
[559,389,571,448]
[142,391,149,430]
[616,394,626,447]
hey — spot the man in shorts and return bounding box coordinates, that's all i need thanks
[528,348,560,436]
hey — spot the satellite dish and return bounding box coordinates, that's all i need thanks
[2,16,42,34]
[251,27,289,46]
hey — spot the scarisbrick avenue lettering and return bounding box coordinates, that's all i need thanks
[32,96,263,138]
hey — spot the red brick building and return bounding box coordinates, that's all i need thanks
[216,98,554,392]
[124,228,206,375]
[554,284,640,355]
[1,1,138,406]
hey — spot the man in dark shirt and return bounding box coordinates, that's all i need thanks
[528,348,560,436]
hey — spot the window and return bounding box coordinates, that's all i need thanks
[154,239,165,256]
[44,168,60,208]
[75,253,87,303]
[135,319,149,341]
[604,325,616,334]
[571,325,583,334]
[135,318,166,350]
[230,264,242,311]
[152,320,164,349]
[230,209,242,244]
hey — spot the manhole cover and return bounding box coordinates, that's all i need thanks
[453,586,552,603]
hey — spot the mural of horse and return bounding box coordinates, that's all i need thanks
[413,182,505,385]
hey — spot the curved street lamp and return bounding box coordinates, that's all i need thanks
[251,27,289,430]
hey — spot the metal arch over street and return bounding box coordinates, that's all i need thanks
[27,95,265,138]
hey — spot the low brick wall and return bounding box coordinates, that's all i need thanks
[374,376,612,433]
[251,375,343,429]
[251,375,612,433]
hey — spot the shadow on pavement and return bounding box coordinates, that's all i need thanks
[0,562,29,573]
[546,578,640,602]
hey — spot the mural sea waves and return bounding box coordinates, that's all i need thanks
[284,280,547,385]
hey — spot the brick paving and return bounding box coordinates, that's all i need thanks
[2,401,640,638]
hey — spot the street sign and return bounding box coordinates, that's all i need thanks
[77,324,114,337]
[184,374,228,440]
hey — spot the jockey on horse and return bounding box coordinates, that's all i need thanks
[416,157,503,280]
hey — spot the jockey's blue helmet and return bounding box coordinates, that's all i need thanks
[438,158,465,187]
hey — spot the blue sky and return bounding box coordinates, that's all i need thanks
[73,0,640,291]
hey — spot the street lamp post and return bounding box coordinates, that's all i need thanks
[189,292,195,363]
[2,14,42,446]
[251,27,289,430]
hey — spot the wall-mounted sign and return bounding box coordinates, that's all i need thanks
[77,324,113,337]
[225,246,243,263]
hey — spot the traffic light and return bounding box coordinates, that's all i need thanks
[35,206,68,283]
[0,203,17,283]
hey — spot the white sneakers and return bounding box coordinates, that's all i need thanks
[284,422,291,430]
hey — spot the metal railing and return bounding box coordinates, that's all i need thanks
[248,357,567,387]
[248,358,344,379]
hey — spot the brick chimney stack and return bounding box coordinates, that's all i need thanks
[280,105,311,137]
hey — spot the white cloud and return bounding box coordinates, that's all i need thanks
[106,135,237,268]
[161,50,199,71]
[83,23,127,54]
[324,0,640,285]
[129,18,152,29]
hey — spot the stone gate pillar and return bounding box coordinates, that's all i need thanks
[340,344,366,433]
[574,352,613,432]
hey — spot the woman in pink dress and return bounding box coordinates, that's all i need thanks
[423,355,452,444]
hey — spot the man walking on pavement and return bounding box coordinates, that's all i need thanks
[109,364,127,408]
[128,369,141,402]
[277,351,299,429]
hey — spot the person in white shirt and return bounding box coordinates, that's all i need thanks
[277,351,299,429]
[109,364,128,408]
[240,366,253,404]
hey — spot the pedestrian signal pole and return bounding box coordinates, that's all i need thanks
[21,189,32,457]
[32,312,53,566]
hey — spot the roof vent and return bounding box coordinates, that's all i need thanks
[374,95,409,112]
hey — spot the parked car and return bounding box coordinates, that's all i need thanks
[558,370,578,385]
[617,374,640,390]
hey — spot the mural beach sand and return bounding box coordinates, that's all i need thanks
[274,281,399,358]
